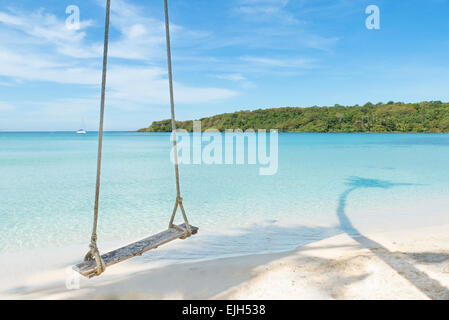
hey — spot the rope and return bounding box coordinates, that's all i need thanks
[164,0,192,236]
[85,0,111,276]
[82,1,192,277]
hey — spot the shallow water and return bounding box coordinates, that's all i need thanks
[1,132,449,266]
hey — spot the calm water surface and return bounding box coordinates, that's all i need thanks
[1,132,449,263]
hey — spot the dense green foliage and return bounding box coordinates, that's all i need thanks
[138,101,449,133]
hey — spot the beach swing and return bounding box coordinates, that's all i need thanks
[74,0,198,278]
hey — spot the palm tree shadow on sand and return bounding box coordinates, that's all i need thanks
[338,177,449,299]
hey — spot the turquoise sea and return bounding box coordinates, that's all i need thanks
[2,132,449,282]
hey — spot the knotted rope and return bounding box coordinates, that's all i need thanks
[85,0,111,276]
[164,0,192,238]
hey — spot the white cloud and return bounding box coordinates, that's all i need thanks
[0,102,15,111]
[0,8,97,59]
[0,0,237,112]
[234,0,299,24]
[241,56,316,68]
[107,66,237,105]
[212,73,256,89]
[229,0,339,53]
[104,0,209,61]
[214,73,247,81]
[106,0,166,60]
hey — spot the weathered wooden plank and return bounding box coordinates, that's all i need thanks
[74,224,198,278]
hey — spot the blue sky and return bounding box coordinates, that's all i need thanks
[0,0,449,131]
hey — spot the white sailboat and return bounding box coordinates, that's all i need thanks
[76,118,87,134]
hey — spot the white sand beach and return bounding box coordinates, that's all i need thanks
[3,0,449,306]
[3,222,449,300]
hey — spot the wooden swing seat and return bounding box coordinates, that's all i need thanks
[74,224,198,278]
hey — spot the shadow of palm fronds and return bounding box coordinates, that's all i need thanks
[337,176,449,300]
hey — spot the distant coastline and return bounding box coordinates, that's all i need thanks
[138,101,449,133]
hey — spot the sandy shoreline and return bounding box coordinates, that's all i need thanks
[3,222,449,300]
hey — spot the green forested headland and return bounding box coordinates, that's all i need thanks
[138,101,449,133]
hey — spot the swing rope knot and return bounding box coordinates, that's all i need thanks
[84,238,106,276]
